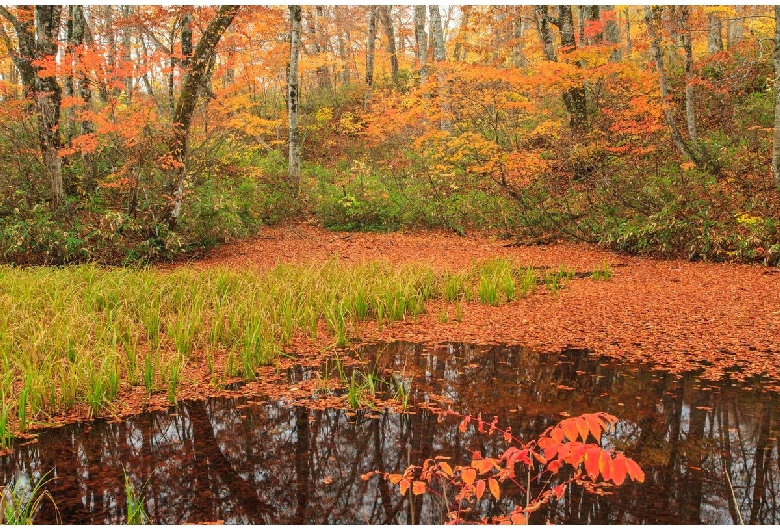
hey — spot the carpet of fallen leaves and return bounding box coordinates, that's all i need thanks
[191,223,780,385]
[14,223,780,435]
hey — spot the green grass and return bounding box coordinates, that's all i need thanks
[124,470,148,525]
[0,258,580,432]
[590,260,613,281]
[0,471,58,524]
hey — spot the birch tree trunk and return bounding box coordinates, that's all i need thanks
[0,6,66,210]
[534,6,557,62]
[364,6,378,110]
[35,6,64,209]
[287,5,302,197]
[643,6,699,166]
[603,5,622,61]
[122,5,134,102]
[414,6,428,87]
[680,6,698,142]
[164,5,240,228]
[429,5,451,132]
[512,6,528,68]
[772,6,780,189]
[708,13,724,54]
[378,6,399,88]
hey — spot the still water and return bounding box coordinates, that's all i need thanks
[2,342,778,524]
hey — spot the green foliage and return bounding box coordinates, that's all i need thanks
[0,471,58,525]
[124,470,148,525]
[590,260,613,281]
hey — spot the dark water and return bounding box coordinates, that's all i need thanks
[2,342,779,524]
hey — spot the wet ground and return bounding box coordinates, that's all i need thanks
[2,342,779,524]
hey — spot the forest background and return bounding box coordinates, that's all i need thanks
[0,5,778,266]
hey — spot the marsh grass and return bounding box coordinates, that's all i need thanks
[0,258,580,432]
[543,266,575,297]
[123,470,148,525]
[0,471,58,524]
[0,394,11,450]
[590,260,613,281]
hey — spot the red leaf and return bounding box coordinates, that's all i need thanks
[599,450,612,482]
[584,447,602,481]
[412,481,427,495]
[399,478,411,496]
[567,443,587,467]
[562,419,579,442]
[462,468,477,485]
[546,459,562,474]
[611,455,627,486]
[585,414,603,440]
[551,427,564,444]
[388,473,403,484]
[475,479,486,500]
[488,477,501,500]
[575,416,590,441]
[626,457,645,483]
[510,512,526,525]
[460,415,471,433]
[552,483,566,499]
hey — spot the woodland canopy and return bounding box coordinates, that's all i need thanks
[0,5,778,265]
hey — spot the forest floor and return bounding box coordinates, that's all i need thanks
[188,222,780,384]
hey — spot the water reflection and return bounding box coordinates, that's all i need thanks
[1,343,778,524]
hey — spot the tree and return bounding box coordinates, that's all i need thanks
[773,6,780,190]
[0,6,65,210]
[643,6,703,169]
[364,6,378,109]
[534,6,588,136]
[287,5,302,197]
[164,5,240,228]
[414,6,428,87]
[429,5,451,132]
[378,6,399,88]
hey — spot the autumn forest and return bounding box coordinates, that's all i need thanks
[0,5,777,263]
[1,5,780,525]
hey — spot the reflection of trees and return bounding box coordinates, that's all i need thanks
[0,342,778,524]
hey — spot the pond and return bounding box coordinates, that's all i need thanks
[2,342,778,524]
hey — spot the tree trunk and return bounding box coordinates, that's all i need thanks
[708,13,724,54]
[65,6,76,140]
[122,5,134,102]
[512,6,528,68]
[557,6,588,136]
[0,6,66,210]
[364,6,378,110]
[625,7,632,55]
[378,6,399,88]
[287,5,302,198]
[772,6,780,190]
[727,7,743,48]
[164,5,240,228]
[643,6,700,166]
[603,5,622,61]
[414,5,428,87]
[35,6,64,209]
[453,6,470,62]
[534,6,557,62]
[429,5,451,132]
[105,5,117,101]
[679,6,698,142]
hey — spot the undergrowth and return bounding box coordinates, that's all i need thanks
[0,257,582,442]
